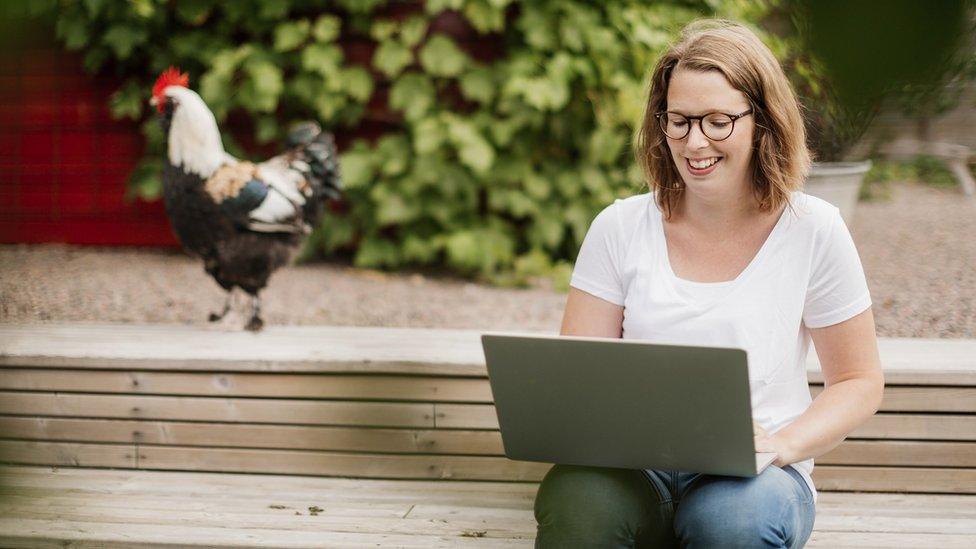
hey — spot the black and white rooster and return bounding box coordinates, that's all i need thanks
[150,67,341,331]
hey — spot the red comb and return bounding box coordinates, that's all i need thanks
[152,66,189,100]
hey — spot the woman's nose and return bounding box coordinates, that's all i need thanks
[686,120,710,149]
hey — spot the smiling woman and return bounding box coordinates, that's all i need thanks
[536,19,884,549]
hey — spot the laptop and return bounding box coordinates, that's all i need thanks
[481,332,777,477]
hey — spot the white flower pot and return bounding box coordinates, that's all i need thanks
[804,160,872,226]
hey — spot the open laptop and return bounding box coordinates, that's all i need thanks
[481,333,777,477]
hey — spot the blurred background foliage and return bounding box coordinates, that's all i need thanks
[39,0,976,286]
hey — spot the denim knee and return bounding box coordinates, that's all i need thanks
[673,466,814,549]
[534,464,674,549]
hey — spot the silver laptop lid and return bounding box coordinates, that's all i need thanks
[481,333,764,477]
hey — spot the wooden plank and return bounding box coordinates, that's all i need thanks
[810,384,976,413]
[0,392,435,428]
[4,369,974,412]
[807,531,976,548]
[9,416,966,466]
[0,441,549,481]
[850,414,976,441]
[0,369,493,402]
[436,404,976,440]
[819,440,976,467]
[813,466,976,494]
[0,517,534,549]
[0,416,505,454]
[0,323,492,376]
[0,505,537,540]
[3,324,975,384]
[4,441,975,493]
[0,466,541,501]
[0,440,135,468]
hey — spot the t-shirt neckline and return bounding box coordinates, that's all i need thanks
[652,199,791,294]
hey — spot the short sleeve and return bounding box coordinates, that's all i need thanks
[569,202,625,306]
[802,208,872,328]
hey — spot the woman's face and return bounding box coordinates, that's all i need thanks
[664,68,755,197]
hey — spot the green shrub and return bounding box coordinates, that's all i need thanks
[52,0,788,287]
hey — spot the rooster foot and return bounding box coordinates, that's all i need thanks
[209,292,233,322]
[244,316,264,332]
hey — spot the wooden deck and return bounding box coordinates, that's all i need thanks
[1,465,974,548]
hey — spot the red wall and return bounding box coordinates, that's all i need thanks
[0,27,178,246]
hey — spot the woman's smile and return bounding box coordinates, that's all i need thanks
[686,156,722,176]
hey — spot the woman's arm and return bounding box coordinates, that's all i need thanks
[560,287,624,338]
[755,307,885,466]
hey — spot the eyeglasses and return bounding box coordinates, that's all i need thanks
[656,109,753,141]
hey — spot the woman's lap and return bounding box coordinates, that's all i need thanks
[535,464,815,548]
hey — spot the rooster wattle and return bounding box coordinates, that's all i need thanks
[150,67,341,331]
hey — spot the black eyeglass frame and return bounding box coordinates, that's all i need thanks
[655,109,754,141]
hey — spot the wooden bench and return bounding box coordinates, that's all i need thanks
[0,323,974,547]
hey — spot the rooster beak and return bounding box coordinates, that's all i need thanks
[149,96,158,107]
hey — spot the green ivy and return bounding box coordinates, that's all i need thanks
[52,0,787,287]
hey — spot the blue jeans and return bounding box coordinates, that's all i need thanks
[534,463,815,548]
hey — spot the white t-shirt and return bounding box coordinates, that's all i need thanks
[569,191,872,502]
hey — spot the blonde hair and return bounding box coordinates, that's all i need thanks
[635,19,811,220]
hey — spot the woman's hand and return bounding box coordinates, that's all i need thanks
[753,421,792,467]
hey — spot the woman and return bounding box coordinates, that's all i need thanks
[533,20,884,549]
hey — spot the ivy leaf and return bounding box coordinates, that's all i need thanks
[175,0,213,25]
[402,235,440,263]
[425,0,464,14]
[445,116,495,174]
[313,15,341,42]
[376,135,411,177]
[399,16,428,48]
[301,43,343,76]
[354,237,400,268]
[109,80,143,120]
[373,40,413,78]
[342,66,374,102]
[102,25,147,60]
[412,117,446,154]
[126,158,163,202]
[255,116,279,144]
[241,59,284,113]
[274,19,310,52]
[419,35,468,78]
[259,0,290,19]
[463,0,505,34]
[370,20,398,42]
[375,190,421,225]
[340,143,377,189]
[56,12,89,50]
[588,127,626,165]
[459,67,495,105]
[389,73,435,121]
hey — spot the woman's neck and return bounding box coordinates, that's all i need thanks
[670,185,764,234]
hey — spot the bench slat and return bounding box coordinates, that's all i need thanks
[3,324,975,385]
[2,393,972,440]
[3,369,975,412]
[0,391,436,428]
[0,369,493,402]
[3,441,974,493]
[3,416,974,467]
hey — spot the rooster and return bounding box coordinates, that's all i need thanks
[149,67,341,331]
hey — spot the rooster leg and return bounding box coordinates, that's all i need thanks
[244,293,264,332]
[208,290,234,322]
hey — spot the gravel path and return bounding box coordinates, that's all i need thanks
[2,182,973,337]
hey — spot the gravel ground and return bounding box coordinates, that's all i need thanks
[1,182,974,337]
